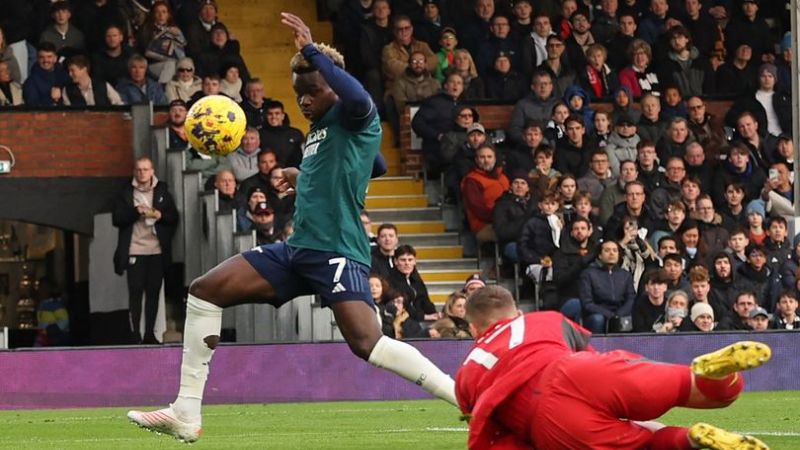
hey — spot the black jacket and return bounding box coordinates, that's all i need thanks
[259,124,305,168]
[578,262,636,318]
[492,192,535,246]
[551,235,598,302]
[411,91,460,167]
[387,269,437,322]
[517,210,557,266]
[112,181,179,275]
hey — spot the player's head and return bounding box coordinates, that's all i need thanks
[290,43,344,121]
[465,285,520,337]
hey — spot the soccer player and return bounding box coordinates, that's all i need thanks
[127,13,457,442]
[457,285,771,450]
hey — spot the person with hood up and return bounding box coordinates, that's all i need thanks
[563,84,594,133]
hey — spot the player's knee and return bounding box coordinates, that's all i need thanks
[347,336,377,361]
[189,275,218,303]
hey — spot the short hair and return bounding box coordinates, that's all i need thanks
[37,41,58,54]
[533,145,554,158]
[465,285,516,330]
[663,253,684,266]
[51,1,71,13]
[571,216,592,229]
[65,54,90,71]
[688,265,710,283]
[394,244,416,258]
[377,223,398,235]
[769,216,788,228]
[658,235,678,249]
[735,291,758,305]
[680,174,701,187]
[620,159,637,171]
[265,99,285,111]
[736,110,759,125]
[728,226,747,238]
[246,77,264,88]
[392,14,412,29]
[573,190,592,204]
[475,142,497,155]
[565,114,585,127]
[203,73,221,82]
[290,43,345,73]
[778,291,798,303]
[586,43,607,57]
[523,119,545,132]
[127,54,148,69]
[589,149,609,161]
[637,140,657,151]
[644,269,670,285]
[624,180,645,193]
[539,192,560,204]
[258,148,277,160]
[531,68,553,84]
[666,199,686,213]
[725,181,745,193]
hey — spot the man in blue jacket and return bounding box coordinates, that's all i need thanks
[579,240,636,333]
[23,42,68,106]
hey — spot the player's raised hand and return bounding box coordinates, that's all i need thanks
[281,12,313,50]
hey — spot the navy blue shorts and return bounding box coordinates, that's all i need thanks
[241,242,374,308]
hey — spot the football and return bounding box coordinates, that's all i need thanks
[184,95,247,157]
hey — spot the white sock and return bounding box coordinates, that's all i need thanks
[171,294,222,423]
[368,335,458,407]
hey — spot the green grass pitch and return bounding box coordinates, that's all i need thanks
[0,392,797,449]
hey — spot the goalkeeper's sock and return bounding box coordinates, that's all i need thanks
[694,373,744,404]
[646,426,694,450]
[368,335,458,407]
[171,294,223,423]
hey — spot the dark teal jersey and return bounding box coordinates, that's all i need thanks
[287,102,381,266]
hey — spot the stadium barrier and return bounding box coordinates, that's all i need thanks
[0,331,795,410]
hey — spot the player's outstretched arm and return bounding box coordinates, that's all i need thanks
[281,12,374,128]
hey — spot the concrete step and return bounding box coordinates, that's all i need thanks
[419,269,479,283]
[365,195,429,209]
[417,258,479,270]
[368,177,423,195]
[415,245,462,259]
[427,280,469,294]
[400,232,460,247]
[368,207,441,222]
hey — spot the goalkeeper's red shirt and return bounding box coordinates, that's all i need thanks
[455,311,592,450]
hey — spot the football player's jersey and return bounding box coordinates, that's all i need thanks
[456,311,591,449]
[287,101,381,267]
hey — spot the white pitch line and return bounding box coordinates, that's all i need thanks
[741,431,800,436]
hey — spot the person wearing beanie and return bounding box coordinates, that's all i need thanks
[745,199,767,245]
[776,31,792,92]
[689,302,715,332]
[462,273,487,296]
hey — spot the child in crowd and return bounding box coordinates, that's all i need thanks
[591,110,611,148]
[518,192,562,267]
[726,227,749,271]
[660,84,687,121]
[527,145,561,198]
[772,291,800,330]
[556,175,578,223]
[764,217,791,267]
[745,200,767,245]
[545,101,569,144]
[435,27,458,82]
[564,85,594,132]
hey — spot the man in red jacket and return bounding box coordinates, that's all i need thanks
[456,285,771,450]
[461,143,509,244]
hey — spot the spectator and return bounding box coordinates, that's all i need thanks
[91,24,134,87]
[563,9,595,70]
[688,302,716,332]
[115,54,168,105]
[238,149,278,201]
[599,159,638,224]
[446,49,484,99]
[715,44,758,96]
[554,115,594,178]
[449,122,489,202]
[433,27,459,83]
[656,117,695,163]
[747,306,770,332]
[219,62,243,102]
[650,199,686,245]
[685,96,725,151]
[0,60,23,105]
[551,217,598,319]
[247,200,280,245]
[385,292,428,339]
[730,111,777,171]
[188,74,225,105]
[684,142,713,193]
[635,140,665,195]
[358,0,392,104]
[763,216,791,268]
[509,0,534,42]
[184,0,224,56]
[726,227,750,271]
[577,149,616,206]
[236,186,266,232]
[660,85,687,121]
[592,0,621,44]
[636,0,670,46]
[632,269,670,332]
[695,195,730,257]
[504,120,546,178]
[579,240,636,333]
[370,273,395,337]
[604,113,640,177]
[727,64,791,141]
[536,34,576,99]
[618,39,660,97]
[737,243,780,312]
[610,85,640,125]
[556,174,579,223]
[723,0,774,65]
[711,143,766,206]
[606,11,637,70]
[563,85,594,131]
[390,51,441,119]
[456,0,494,57]
[112,157,178,344]
[492,171,535,262]
[518,191,561,267]
[371,223,399,278]
[762,161,794,217]
[137,0,186,84]
[677,219,706,265]
[440,291,471,337]
[636,93,668,144]
[577,43,618,101]
[196,23,250,83]
[165,57,202,102]
[73,0,130,54]
[61,55,124,106]
[411,72,463,175]
[166,99,189,149]
[39,1,86,57]
[476,14,519,77]
[240,78,270,129]
[657,26,713,98]
[660,253,689,294]
[710,251,738,317]
[413,0,449,53]
[265,166,295,232]
[649,156,686,221]
[745,200,768,245]
[227,127,261,183]
[771,291,800,330]
[520,13,555,78]
[259,100,304,169]
[776,32,792,93]
[213,169,238,214]
[439,106,478,169]
[461,144,509,244]
[509,70,560,145]
[773,135,795,171]
[388,244,438,322]
[0,26,21,83]
[23,42,68,106]
[604,180,655,241]
[381,15,437,96]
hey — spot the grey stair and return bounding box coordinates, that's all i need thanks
[400,232,460,247]
[426,280,470,293]
[369,207,441,222]
[417,258,479,270]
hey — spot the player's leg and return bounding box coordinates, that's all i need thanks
[687,341,772,408]
[331,300,458,406]
[129,247,287,442]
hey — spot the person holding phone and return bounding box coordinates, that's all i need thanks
[761,161,794,216]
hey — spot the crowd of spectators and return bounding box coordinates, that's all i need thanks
[330,0,799,335]
[0,0,253,108]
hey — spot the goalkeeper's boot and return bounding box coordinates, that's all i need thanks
[691,341,771,379]
[127,405,202,443]
[688,422,769,450]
